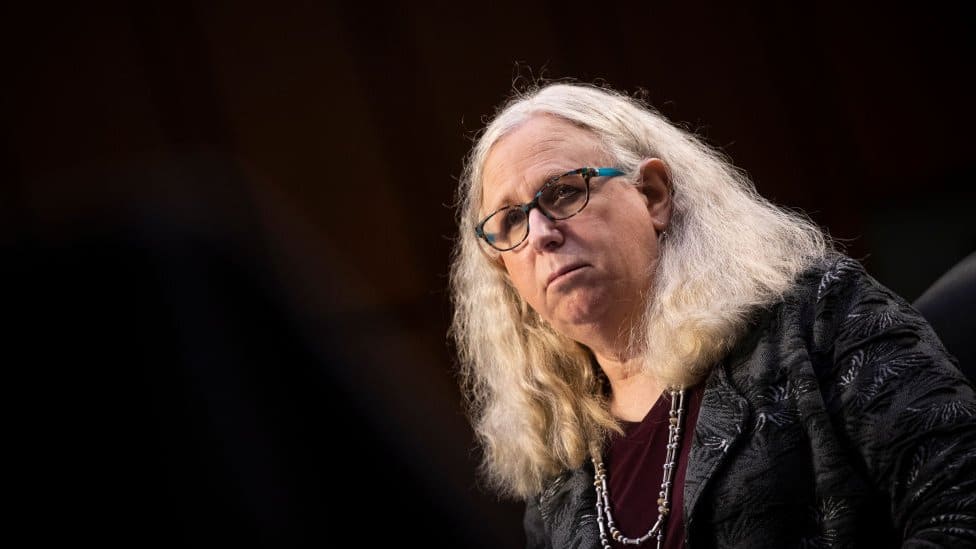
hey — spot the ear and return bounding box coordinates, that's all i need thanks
[638,158,672,233]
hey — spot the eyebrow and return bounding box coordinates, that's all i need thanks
[486,167,572,214]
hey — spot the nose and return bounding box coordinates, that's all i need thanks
[526,207,563,252]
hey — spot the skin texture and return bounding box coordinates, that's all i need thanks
[481,115,672,417]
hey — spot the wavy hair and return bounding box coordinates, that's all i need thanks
[448,80,831,500]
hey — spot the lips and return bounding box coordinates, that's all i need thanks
[546,263,589,288]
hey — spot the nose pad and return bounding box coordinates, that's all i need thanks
[526,207,563,251]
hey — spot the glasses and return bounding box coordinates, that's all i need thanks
[475,167,625,251]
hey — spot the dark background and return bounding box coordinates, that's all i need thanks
[5,2,974,547]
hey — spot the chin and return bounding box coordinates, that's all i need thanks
[552,305,607,335]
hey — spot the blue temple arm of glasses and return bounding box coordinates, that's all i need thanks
[594,168,625,177]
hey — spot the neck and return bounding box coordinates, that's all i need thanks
[593,351,666,422]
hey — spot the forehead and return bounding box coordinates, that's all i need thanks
[481,115,606,210]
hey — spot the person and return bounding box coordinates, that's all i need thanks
[448,79,976,548]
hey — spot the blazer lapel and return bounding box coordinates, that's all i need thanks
[683,361,751,535]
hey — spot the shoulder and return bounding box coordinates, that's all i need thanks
[724,252,968,404]
[784,252,882,313]
[786,254,974,422]
[804,254,947,360]
[775,253,935,354]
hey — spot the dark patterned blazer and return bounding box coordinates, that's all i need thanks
[524,254,976,548]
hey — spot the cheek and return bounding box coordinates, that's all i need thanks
[611,216,658,273]
[502,258,539,302]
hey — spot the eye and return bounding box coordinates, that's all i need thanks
[540,175,587,214]
[501,208,524,230]
[489,207,526,240]
[551,184,581,201]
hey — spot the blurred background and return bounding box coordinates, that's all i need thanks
[5,1,973,547]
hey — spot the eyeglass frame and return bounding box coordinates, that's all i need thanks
[474,166,626,252]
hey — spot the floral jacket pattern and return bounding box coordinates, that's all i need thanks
[524,255,976,548]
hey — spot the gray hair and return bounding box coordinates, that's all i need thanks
[449,80,831,499]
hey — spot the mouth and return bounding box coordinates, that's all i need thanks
[546,263,589,289]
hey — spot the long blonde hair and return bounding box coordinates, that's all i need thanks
[449,80,831,500]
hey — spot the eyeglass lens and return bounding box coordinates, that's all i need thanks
[481,173,588,250]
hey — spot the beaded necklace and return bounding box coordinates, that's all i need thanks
[593,388,686,548]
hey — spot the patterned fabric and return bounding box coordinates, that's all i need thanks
[524,254,976,548]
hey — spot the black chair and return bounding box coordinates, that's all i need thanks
[912,251,976,384]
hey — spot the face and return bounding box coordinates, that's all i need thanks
[480,114,671,352]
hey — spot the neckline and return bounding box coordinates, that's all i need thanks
[616,390,674,438]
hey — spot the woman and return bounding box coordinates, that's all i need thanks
[448,80,975,548]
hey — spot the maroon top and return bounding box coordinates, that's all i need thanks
[604,383,703,549]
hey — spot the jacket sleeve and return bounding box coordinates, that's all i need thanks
[817,257,976,547]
